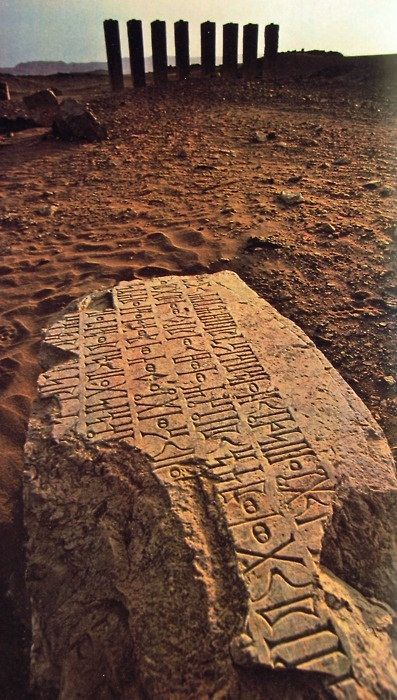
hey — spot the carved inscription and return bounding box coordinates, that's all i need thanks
[41,275,353,692]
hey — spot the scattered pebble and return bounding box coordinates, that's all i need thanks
[277,190,304,205]
[317,222,336,234]
[300,138,318,147]
[383,375,396,387]
[36,205,58,216]
[334,157,350,165]
[380,186,394,197]
[288,174,303,183]
[252,131,267,143]
[363,180,381,190]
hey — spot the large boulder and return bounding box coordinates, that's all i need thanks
[24,272,397,698]
[52,98,107,142]
[23,89,59,111]
[23,89,59,126]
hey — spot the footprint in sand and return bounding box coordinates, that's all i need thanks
[0,403,27,444]
[168,249,200,267]
[173,230,206,248]
[137,265,177,278]
[145,232,177,252]
[0,318,31,349]
[7,394,31,420]
[145,232,201,269]
[36,294,74,315]
[73,243,113,253]
[0,265,14,276]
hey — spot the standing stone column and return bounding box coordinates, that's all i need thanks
[265,23,279,62]
[103,19,124,91]
[201,21,216,75]
[151,20,168,83]
[127,19,146,87]
[0,81,10,101]
[174,20,190,80]
[242,23,258,77]
[222,23,238,75]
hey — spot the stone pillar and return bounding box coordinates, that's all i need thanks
[242,23,258,77]
[151,20,168,83]
[174,20,190,80]
[127,19,146,87]
[0,81,10,101]
[201,21,216,75]
[222,23,238,75]
[265,23,279,62]
[103,19,124,91]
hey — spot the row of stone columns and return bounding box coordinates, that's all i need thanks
[104,19,279,91]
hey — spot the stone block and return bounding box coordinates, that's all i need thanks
[24,272,397,698]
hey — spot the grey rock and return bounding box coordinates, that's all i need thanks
[277,190,304,205]
[52,99,107,142]
[317,222,336,234]
[363,180,381,190]
[380,186,394,197]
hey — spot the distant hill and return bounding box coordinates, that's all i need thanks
[0,57,197,75]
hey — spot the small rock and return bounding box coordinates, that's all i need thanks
[175,149,188,159]
[277,190,304,205]
[363,180,381,190]
[383,375,396,387]
[288,174,303,183]
[194,163,216,170]
[334,157,350,165]
[300,138,318,147]
[252,131,267,143]
[317,222,336,235]
[380,186,394,197]
[36,205,58,217]
[245,235,283,252]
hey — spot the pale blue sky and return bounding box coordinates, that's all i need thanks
[1,0,396,67]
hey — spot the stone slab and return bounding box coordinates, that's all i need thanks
[24,272,397,698]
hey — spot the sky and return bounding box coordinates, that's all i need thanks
[0,0,396,67]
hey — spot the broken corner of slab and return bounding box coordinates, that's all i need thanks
[24,271,397,698]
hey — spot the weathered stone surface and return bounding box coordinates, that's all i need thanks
[24,89,59,111]
[24,272,397,698]
[52,99,107,142]
[22,89,60,126]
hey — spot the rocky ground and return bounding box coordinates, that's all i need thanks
[0,57,396,695]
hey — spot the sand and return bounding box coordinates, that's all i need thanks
[0,61,396,692]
